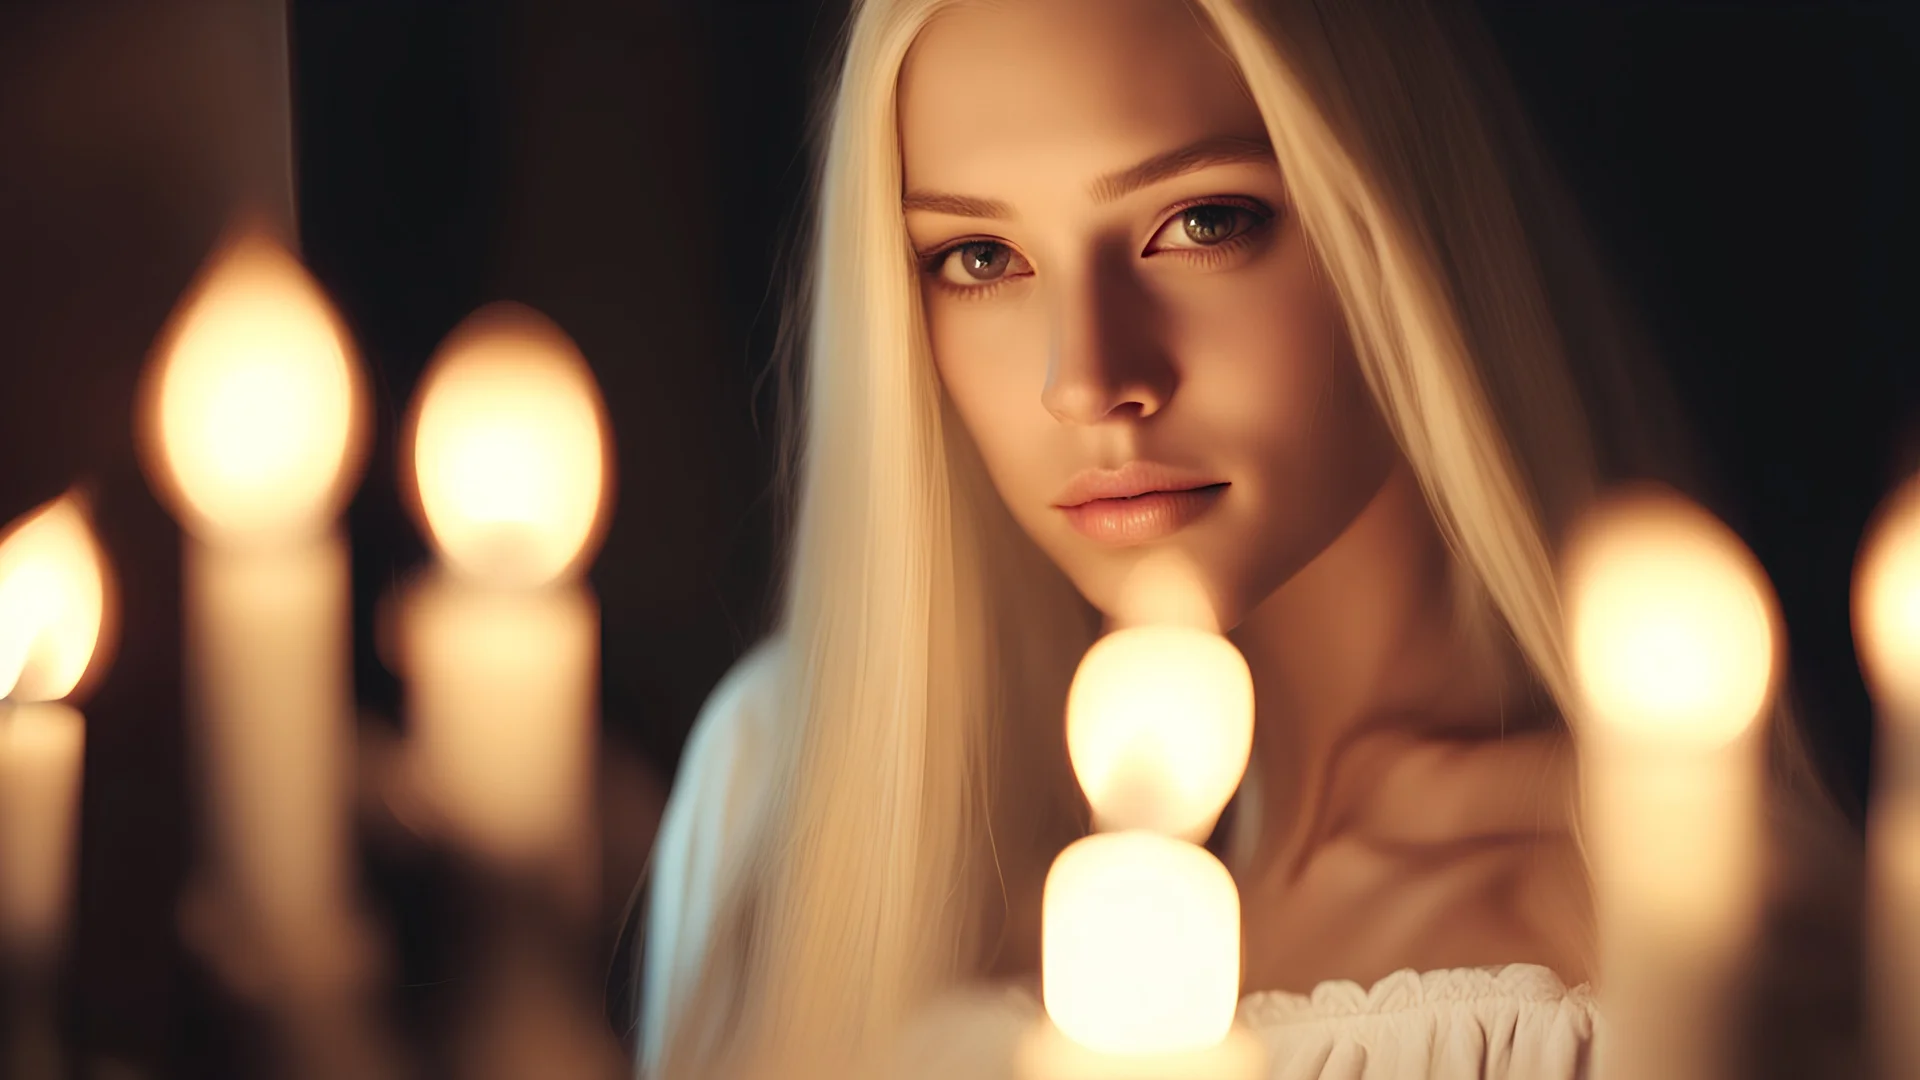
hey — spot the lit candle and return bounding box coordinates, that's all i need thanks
[398,302,611,891]
[1852,471,1920,1080]
[395,303,623,1080]
[0,496,109,961]
[0,495,111,1079]
[1020,625,1265,1080]
[136,227,369,992]
[1561,486,1779,1080]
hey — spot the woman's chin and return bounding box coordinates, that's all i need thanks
[1066,549,1244,636]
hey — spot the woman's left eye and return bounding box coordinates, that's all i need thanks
[1145,202,1271,254]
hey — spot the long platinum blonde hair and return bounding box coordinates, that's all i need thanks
[645,0,1842,1075]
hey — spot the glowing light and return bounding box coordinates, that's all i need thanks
[1856,473,1920,716]
[1113,549,1219,633]
[406,304,611,588]
[1066,626,1253,839]
[0,497,107,703]
[143,228,365,540]
[1563,487,1778,748]
[1042,831,1240,1054]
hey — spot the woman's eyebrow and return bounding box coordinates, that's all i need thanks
[901,135,1275,220]
[1089,135,1275,204]
[901,190,1010,218]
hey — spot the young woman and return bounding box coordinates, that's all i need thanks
[631,1,1859,1076]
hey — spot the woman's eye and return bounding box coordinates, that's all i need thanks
[935,241,1031,288]
[1147,203,1269,253]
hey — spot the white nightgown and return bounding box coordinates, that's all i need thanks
[883,964,1595,1079]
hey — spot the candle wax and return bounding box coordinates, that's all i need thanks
[0,701,84,965]
[1586,726,1763,1080]
[881,986,1267,1080]
[1869,721,1920,1079]
[1017,1022,1266,1080]
[185,532,355,982]
[402,571,597,890]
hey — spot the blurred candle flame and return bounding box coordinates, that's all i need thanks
[1562,487,1778,748]
[0,496,108,703]
[1855,472,1920,716]
[406,303,611,588]
[1066,626,1253,839]
[142,227,365,541]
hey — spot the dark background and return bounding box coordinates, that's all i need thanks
[0,0,1914,1074]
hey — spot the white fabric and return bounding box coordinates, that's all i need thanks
[1240,965,1595,1079]
[639,643,782,1070]
[888,966,1597,1079]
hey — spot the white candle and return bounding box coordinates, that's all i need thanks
[398,302,611,893]
[0,703,86,966]
[0,495,110,1080]
[402,574,597,884]
[182,535,356,976]
[1852,472,1920,1080]
[137,226,368,988]
[1023,624,1264,1080]
[0,496,109,966]
[1562,487,1779,1080]
[1039,831,1243,1050]
[394,303,620,1080]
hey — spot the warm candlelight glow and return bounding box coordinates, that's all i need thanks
[406,304,611,588]
[0,496,108,703]
[1856,472,1920,714]
[1065,626,1253,839]
[1562,488,1778,748]
[1562,486,1776,1080]
[142,228,366,541]
[0,495,105,970]
[1857,472,1920,1080]
[1113,549,1219,633]
[1041,831,1240,1055]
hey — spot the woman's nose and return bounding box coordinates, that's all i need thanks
[1039,258,1176,426]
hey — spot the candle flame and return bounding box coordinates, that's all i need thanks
[0,496,108,703]
[141,227,365,541]
[1563,486,1779,748]
[406,303,611,587]
[1066,626,1253,839]
[1856,471,1920,714]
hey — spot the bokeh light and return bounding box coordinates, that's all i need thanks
[1066,625,1254,839]
[406,304,611,588]
[1562,486,1779,748]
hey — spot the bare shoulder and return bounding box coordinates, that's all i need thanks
[1241,727,1590,993]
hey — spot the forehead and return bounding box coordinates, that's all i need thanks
[897,0,1264,195]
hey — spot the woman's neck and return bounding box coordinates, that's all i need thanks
[1227,462,1547,878]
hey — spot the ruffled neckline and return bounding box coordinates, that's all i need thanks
[1236,963,1594,1027]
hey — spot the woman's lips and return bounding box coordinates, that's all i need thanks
[1059,485,1228,544]
[1054,463,1229,545]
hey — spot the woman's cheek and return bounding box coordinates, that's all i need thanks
[1164,281,1338,435]
[931,307,1056,501]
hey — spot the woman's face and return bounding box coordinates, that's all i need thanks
[899,0,1401,629]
